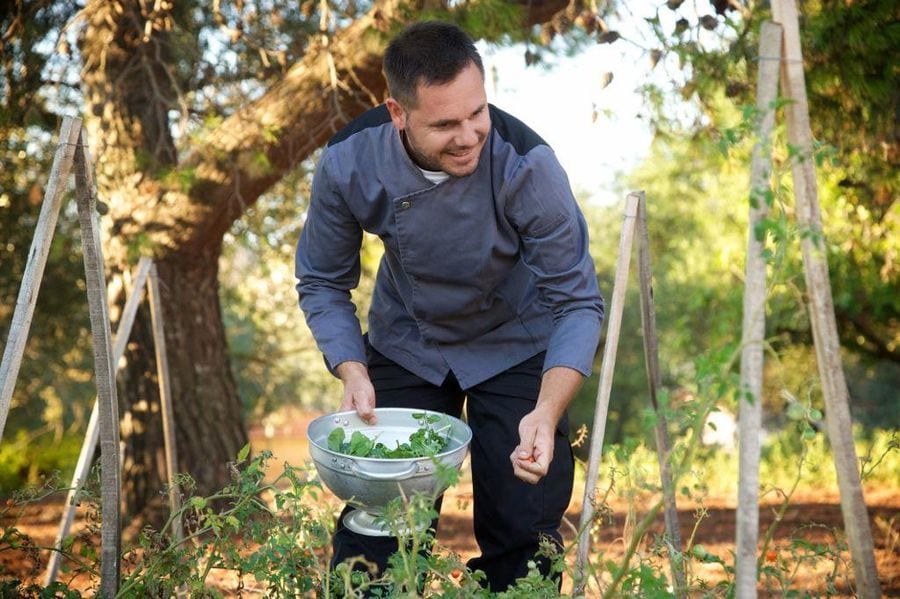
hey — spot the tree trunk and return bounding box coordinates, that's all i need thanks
[78,0,250,518]
[117,246,245,519]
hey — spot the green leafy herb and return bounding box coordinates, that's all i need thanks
[327,427,345,452]
[326,413,451,459]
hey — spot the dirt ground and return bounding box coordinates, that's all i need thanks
[2,414,898,597]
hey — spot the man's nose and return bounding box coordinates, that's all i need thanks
[456,120,480,147]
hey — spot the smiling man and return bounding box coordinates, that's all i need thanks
[295,21,604,592]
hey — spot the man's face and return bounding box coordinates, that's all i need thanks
[387,61,490,178]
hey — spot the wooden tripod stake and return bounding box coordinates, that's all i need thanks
[0,118,181,596]
[0,118,121,594]
[735,20,782,598]
[69,122,123,596]
[575,191,684,596]
[42,258,183,586]
[735,3,881,596]
[41,257,151,587]
[0,117,121,595]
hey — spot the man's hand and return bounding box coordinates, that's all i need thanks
[335,361,376,424]
[510,366,584,484]
[510,407,557,484]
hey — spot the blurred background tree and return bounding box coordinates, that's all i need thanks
[566,0,897,451]
[0,0,896,521]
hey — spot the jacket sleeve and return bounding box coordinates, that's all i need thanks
[295,151,367,375]
[505,145,605,377]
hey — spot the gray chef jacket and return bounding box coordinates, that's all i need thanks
[295,104,604,389]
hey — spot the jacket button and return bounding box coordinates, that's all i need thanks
[400,201,411,210]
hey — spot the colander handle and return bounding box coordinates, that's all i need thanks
[352,462,419,481]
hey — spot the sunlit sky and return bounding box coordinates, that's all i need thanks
[476,4,712,207]
[479,40,654,207]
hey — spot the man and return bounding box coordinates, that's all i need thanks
[295,20,604,592]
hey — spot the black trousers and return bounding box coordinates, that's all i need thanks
[330,342,575,592]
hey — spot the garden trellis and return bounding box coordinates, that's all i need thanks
[576,2,881,597]
[574,190,686,597]
[42,257,183,587]
[0,117,181,596]
[735,1,881,597]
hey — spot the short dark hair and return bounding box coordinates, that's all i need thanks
[383,21,484,108]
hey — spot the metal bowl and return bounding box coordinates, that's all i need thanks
[307,408,472,518]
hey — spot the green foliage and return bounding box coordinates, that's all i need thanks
[3,397,897,597]
[0,3,80,127]
[568,63,898,452]
[219,161,346,417]
[411,0,529,45]
[113,451,336,597]
[758,530,851,596]
[600,424,899,501]
[803,0,898,192]
[635,0,898,358]
[619,562,671,598]
[0,430,84,494]
[569,115,753,448]
[0,580,83,599]
[0,447,555,597]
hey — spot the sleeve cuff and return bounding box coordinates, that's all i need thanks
[542,315,602,377]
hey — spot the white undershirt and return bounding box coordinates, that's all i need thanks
[419,167,450,185]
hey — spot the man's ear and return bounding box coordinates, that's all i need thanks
[386,97,406,130]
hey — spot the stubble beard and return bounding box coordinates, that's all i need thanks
[401,129,443,172]
[401,129,482,177]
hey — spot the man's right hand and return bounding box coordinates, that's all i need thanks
[335,361,377,424]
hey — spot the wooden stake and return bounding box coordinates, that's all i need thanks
[771,1,880,596]
[735,21,782,599]
[43,258,152,586]
[575,192,640,594]
[0,117,81,442]
[636,194,685,596]
[148,263,184,543]
[74,132,121,597]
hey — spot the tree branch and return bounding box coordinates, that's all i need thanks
[86,0,570,260]
[152,0,570,255]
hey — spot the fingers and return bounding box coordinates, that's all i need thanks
[511,414,557,484]
[340,381,377,424]
[339,396,377,424]
[354,390,377,424]
[510,450,547,484]
[335,361,377,424]
[511,421,540,483]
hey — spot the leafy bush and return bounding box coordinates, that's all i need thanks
[0,431,82,494]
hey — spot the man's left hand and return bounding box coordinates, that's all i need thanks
[510,408,556,484]
[509,366,584,484]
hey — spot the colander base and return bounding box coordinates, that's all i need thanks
[343,508,428,537]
